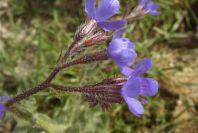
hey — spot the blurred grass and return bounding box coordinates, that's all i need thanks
[0,0,198,132]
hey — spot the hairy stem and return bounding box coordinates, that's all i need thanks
[6,67,61,107]
[51,84,120,94]
[6,50,109,107]
[60,41,77,64]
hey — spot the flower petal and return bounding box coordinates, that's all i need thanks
[139,0,149,6]
[98,20,127,31]
[95,0,120,21]
[113,28,128,39]
[121,77,141,98]
[109,48,137,69]
[118,49,137,66]
[0,96,12,102]
[0,104,6,119]
[85,0,96,19]
[121,67,133,76]
[146,2,159,16]
[108,38,136,68]
[140,78,158,96]
[133,58,153,76]
[125,97,144,117]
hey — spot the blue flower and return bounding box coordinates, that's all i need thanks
[107,28,137,76]
[139,0,159,16]
[0,96,12,119]
[0,104,6,119]
[121,58,158,117]
[85,0,127,31]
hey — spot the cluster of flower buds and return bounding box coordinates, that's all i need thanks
[0,0,159,119]
[52,77,127,109]
[80,0,159,117]
[57,0,159,117]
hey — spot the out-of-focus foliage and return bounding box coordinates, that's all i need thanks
[0,0,197,132]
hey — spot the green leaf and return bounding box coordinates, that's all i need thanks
[33,113,67,133]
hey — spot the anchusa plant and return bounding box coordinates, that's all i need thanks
[1,0,159,120]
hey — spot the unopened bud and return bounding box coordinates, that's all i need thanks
[100,77,127,85]
[64,49,109,67]
[83,31,109,47]
[75,19,97,40]
[75,49,109,64]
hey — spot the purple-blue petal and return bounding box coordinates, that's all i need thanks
[146,2,159,16]
[139,0,159,16]
[108,40,137,68]
[113,28,128,39]
[0,104,6,119]
[98,20,127,31]
[140,78,158,96]
[95,0,120,21]
[108,38,135,56]
[125,38,135,49]
[125,97,144,117]
[121,67,133,76]
[0,96,12,102]
[117,49,137,67]
[85,0,97,19]
[121,77,141,98]
[133,58,153,76]
[139,0,149,6]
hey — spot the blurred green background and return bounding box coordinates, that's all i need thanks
[0,0,198,132]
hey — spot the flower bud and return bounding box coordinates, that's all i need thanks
[99,77,127,86]
[73,49,109,64]
[75,19,97,40]
[83,31,109,47]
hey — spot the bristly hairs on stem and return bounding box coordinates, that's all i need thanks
[6,49,109,107]
[50,76,127,110]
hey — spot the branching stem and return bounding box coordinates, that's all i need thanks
[5,50,108,107]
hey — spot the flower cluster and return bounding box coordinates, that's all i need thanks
[1,0,159,120]
[108,31,158,116]
[121,59,158,117]
[102,0,159,117]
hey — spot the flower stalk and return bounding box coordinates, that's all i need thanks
[1,0,160,119]
[50,76,127,109]
[6,49,109,107]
